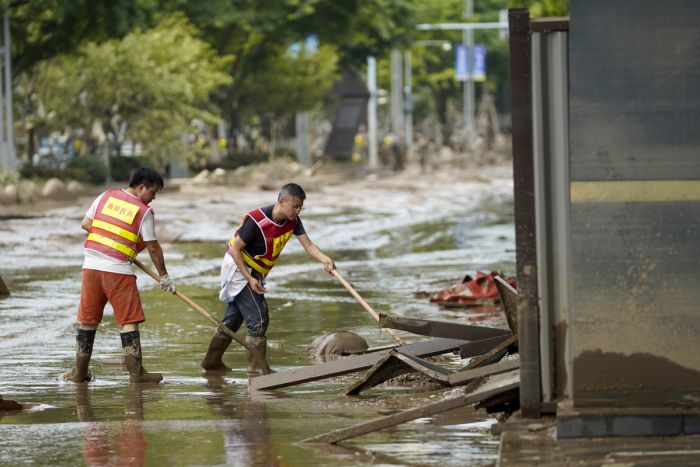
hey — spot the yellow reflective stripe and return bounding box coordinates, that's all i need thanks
[91,219,138,242]
[229,241,276,266]
[87,233,137,259]
[258,256,276,266]
[241,251,270,275]
[571,180,700,203]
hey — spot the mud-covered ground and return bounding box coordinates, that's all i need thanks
[0,159,516,466]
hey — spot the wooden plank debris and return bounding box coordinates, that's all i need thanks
[495,275,518,334]
[448,358,520,386]
[250,338,468,391]
[346,335,516,395]
[458,334,512,358]
[346,350,520,395]
[464,335,518,370]
[301,371,520,445]
[345,350,453,395]
[378,313,510,340]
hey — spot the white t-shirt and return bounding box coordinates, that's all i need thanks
[82,190,156,275]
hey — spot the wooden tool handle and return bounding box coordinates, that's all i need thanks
[132,259,265,362]
[331,269,405,345]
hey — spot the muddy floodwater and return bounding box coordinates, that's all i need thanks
[0,166,515,466]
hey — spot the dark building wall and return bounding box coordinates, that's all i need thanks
[569,0,700,407]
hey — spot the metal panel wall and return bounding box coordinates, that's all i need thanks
[532,30,571,403]
[569,0,700,407]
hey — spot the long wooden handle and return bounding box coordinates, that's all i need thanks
[133,259,272,374]
[331,269,405,345]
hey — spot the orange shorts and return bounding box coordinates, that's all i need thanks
[77,269,146,326]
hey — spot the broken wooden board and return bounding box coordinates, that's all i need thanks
[495,275,518,334]
[378,313,510,340]
[464,334,518,370]
[346,351,520,395]
[458,334,512,358]
[345,349,454,395]
[301,371,520,445]
[250,338,468,391]
[447,358,520,386]
[347,335,515,395]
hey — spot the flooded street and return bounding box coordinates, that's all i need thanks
[1,164,515,466]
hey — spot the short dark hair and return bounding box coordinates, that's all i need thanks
[129,167,165,190]
[279,183,306,200]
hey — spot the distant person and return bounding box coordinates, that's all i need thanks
[63,166,176,384]
[201,183,335,375]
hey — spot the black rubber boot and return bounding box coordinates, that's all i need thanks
[62,329,96,383]
[200,328,233,371]
[121,331,163,383]
[245,335,269,376]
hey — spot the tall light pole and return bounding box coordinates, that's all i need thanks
[463,0,475,150]
[403,50,412,162]
[0,13,16,171]
[367,56,378,170]
[417,18,509,151]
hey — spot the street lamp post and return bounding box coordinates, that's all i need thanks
[463,0,475,150]
[416,17,509,151]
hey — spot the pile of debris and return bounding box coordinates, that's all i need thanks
[191,157,319,190]
[250,275,521,448]
[429,270,516,308]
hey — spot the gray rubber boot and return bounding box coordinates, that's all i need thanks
[62,329,96,383]
[245,335,269,376]
[200,329,233,371]
[121,331,163,383]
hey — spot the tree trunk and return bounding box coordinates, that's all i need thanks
[25,126,35,168]
[432,87,452,148]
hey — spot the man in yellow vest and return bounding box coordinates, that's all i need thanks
[202,183,335,374]
[63,166,175,383]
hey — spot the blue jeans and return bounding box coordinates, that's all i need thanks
[222,285,269,337]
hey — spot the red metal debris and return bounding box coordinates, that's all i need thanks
[429,271,516,307]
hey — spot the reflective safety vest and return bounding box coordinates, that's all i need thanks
[230,208,296,278]
[84,189,149,262]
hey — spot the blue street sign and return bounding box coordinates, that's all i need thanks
[455,44,469,81]
[472,44,486,82]
[455,44,487,82]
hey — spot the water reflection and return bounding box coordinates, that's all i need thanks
[76,385,148,466]
[204,375,277,466]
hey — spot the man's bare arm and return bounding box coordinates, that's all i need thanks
[297,234,335,274]
[227,237,266,294]
[144,240,169,277]
[81,216,92,232]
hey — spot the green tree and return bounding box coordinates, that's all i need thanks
[509,0,569,17]
[170,0,418,147]
[403,0,511,147]
[36,14,231,171]
[6,0,156,75]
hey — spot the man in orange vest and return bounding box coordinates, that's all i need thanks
[201,183,335,374]
[63,166,175,383]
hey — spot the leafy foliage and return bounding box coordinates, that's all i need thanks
[35,14,232,168]
[509,0,569,17]
[7,0,156,75]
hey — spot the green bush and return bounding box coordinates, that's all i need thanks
[205,152,269,171]
[20,161,94,183]
[109,155,156,182]
[66,155,108,184]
